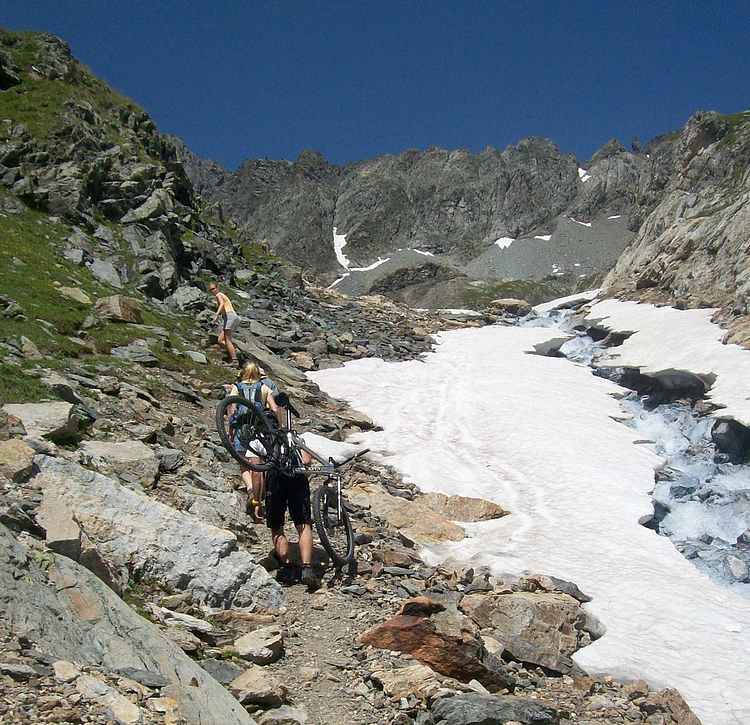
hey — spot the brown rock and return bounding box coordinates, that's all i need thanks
[37,490,82,560]
[0,410,26,441]
[0,439,35,482]
[640,688,702,725]
[229,665,287,706]
[488,298,533,316]
[421,492,508,522]
[370,663,444,700]
[235,625,284,664]
[289,351,315,371]
[347,482,464,544]
[360,608,511,690]
[94,295,143,323]
[398,596,446,617]
[459,591,589,673]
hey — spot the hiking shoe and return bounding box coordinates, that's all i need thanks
[276,564,299,586]
[301,565,321,592]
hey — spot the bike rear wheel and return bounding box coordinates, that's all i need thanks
[215,395,276,472]
[312,484,354,567]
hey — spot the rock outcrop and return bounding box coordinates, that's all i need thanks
[0,523,257,724]
[33,455,282,609]
[604,112,750,314]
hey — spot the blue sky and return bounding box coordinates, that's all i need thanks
[3,1,748,168]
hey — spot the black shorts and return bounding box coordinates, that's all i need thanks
[265,470,312,530]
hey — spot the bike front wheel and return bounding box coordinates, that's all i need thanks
[312,484,354,567]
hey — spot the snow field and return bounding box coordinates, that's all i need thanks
[311,323,750,725]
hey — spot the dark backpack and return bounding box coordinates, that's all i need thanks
[230,380,278,453]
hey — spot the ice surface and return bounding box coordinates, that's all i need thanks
[495,237,515,249]
[588,300,750,426]
[534,234,552,241]
[311,324,750,725]
[333,227,350,269]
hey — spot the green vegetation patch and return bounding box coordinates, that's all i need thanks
[0,203,99,355]
[0,361,53,404]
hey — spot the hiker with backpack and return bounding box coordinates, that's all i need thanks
[209,281,240,365]
[228,362,280,520]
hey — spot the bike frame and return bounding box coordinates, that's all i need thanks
[274,405,345,525]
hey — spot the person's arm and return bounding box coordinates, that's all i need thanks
[266,390,280,414]
[226,384,238,417]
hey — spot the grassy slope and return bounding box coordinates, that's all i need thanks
[0,30,143,145]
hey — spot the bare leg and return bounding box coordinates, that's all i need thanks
[251,468,265,519]
[217,329,227,358]
[297,523,313,565]
[224,329,238,363]
[272,529,290,563]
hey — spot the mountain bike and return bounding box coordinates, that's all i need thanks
[215,391,367,567]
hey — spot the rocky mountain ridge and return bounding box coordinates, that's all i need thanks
[176,103,750,324]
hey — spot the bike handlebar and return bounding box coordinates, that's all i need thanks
[329,448,370,469]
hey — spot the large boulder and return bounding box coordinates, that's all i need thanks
[488,298,533,316]
[166,285,206,312]
[110,341,158,366]
[360,598,512,690]
[2,402,81,441]
[459,591,597,673]
[229,665,287,707]
[0,524,257,725]
[80,440,159,487]
[0,439,35,482]
[421,492,508,522]
[87,258,122,288]
[121,188,174,224]
[711,418,750,462]
[235,334,307,386]
[33,455,283,610]
[430,692,559,725]
[94,295,143,323]
[347,481,464,544]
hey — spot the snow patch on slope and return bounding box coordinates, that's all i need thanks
[534,234,552,241]
[495,237,515,250]
[578,167,592,182]
[350,257,390,272]
[333,227,350,269]
[414,249,435,257]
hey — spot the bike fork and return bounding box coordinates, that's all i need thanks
[336,474,343,525]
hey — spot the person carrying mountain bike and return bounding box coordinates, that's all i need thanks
[226,363,320,590]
